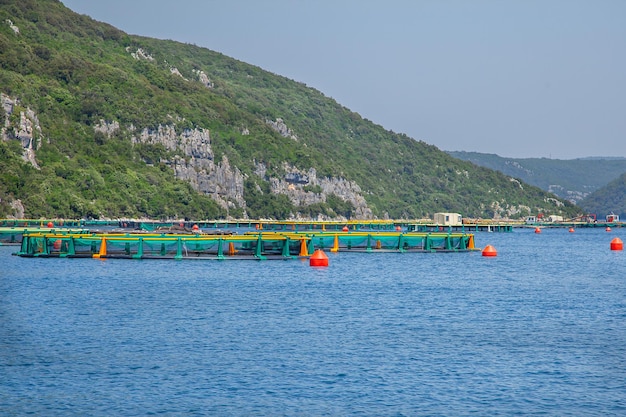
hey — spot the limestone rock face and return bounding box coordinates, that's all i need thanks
[122,120,373,219]
[266,118,297,141]
[94,120,120,137]
[1,93,42,169]
[5,19,19,35]
[170,154,245,211]
[127,47,154,61]
[264,163,373,220]
[193,69,214,88]
[134,125,214,160]
[130,124,245,210]
[10,199,25,219]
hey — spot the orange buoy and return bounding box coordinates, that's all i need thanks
[192,224,199,231]
[47,222,54,228]
[228,242,236,256]
[606,227,612,232]
[53,239,62,250]
[395,226,402,232]
[482,245,497,257]
[309,249,329,267]
[534,227,541,234]
[569,227,575,233]
[342,226,349,232]
[610,237,623,251]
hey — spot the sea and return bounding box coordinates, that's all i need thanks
[1,227,625,416]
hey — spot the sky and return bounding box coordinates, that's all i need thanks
[61,0,626,160]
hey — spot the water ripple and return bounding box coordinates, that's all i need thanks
[1,228,625,415]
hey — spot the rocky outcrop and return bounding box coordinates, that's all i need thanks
[133,125,213,159]
[1,93,43,169]
[94,116,373,219]
[171,154,245,211]
[266,118,297,141]
[170,67,186,79]
[263,162,373,219]
[126,123,246,211]
[5,19,19,35]
[489,201,531,220]
[126,47,154,61]
[95,119,247,210]
[193,69,214,88]
[94,119,120,137]
[10,199,25,219]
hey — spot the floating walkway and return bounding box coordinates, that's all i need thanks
[0,218,515,233]
[0,227,90,245]
[14,230,478,260]
[3,218,625,233]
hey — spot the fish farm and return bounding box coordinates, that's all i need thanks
[12,229,478,260]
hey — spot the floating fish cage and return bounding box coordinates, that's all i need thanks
[15,232,313,260]
[251,231,477,253]
[14,230,477,260]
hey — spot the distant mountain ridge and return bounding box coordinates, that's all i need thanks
[447,151,626,205]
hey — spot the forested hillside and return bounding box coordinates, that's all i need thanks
[448,151,626,204]
[0,0,580,220]
[578,173,626,219]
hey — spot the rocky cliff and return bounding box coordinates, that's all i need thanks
[93,118,372,219]
[1,93,43,169]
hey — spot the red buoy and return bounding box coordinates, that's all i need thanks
[47,222,54,228]
[342,226,349,232]
[192,224,199,231]
[534,227,541,234]
[482,245,497,257]
[610,237,623,251]
[606,227,612,232]
[395,226,402,232]
[309,249,329,267]
[569,227,575,233]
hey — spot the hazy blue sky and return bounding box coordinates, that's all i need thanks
[62,0,625,159]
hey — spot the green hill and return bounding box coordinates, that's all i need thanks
[448,151,626,204]
[578,173,626,219]
[0,0,580,220]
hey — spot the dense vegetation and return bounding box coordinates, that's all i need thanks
[0,0,581,220]
[448,151,626,200]
[579,173,626,219]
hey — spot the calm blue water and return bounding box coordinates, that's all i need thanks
[1,228,625,416]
